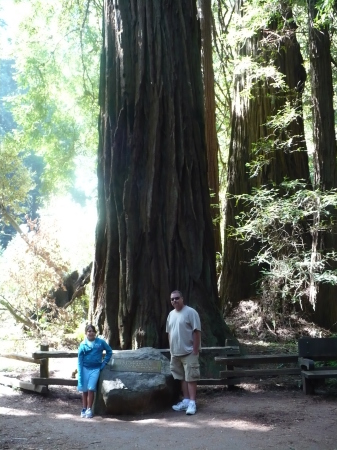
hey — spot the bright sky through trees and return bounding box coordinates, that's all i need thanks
[0,0,24,57]
[0,0,99,199]
[0,0,98,270]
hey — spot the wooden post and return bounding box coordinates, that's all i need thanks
[39,344,49,379]
[225,338,239,390]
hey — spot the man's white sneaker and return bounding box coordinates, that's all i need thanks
[186,402,197,415]
[172,401,188,411]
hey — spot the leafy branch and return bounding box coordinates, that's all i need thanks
[228,180,337,308]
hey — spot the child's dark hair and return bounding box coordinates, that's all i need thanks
[85,324,97,333]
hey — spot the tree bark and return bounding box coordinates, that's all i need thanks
[307,0,337,329]
[308,0,337,191]
[91,0,232,349]
[199,0,222,256]
[220,2,310,312]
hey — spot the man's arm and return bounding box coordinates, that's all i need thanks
[192,330,201,354]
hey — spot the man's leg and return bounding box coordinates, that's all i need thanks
[172,381,190,411]
[171,356,190,411]
[184,353,199,415]
[187,381,197,401]
[185,381,197,415]
[181,380,190,400]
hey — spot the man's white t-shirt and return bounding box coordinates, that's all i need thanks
[166,305,201,356]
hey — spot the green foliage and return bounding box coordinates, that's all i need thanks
[229,180,337,307]
[242,97,307,180]
[313,0,336,26]
[4,0,101,195]
[0,137,34,220]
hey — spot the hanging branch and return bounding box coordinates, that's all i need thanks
[0,204,67,279]
[0,294,39,331]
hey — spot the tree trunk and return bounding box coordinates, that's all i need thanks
[91,0,232,349]
[308,0,337,192]
[199,0,222,256]
[307,0,337,329]
[220,2,310,312]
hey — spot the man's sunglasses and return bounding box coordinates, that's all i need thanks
[171,296,180,302]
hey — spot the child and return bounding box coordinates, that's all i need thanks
[77,324,113,418]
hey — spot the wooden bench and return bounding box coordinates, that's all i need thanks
[298,337,337,394]
[214,353,300,386]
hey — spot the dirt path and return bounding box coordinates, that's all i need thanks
[1,380,337,450]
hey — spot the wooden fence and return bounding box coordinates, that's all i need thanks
[0,344,240,394]
[0,344,78,394]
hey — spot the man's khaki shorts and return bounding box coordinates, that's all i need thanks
[170,352,200,382]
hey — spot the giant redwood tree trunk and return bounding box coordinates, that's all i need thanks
[91,0,232,349]
[307,0,337,329]
[308,0,337,192]
[199,0,222,256]
[220,2,310,312]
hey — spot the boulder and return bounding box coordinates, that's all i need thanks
[94,347,180,415]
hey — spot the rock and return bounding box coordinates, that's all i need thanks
[94,347,180,415]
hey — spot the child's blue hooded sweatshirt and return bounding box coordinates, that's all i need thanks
[77,337,112,388]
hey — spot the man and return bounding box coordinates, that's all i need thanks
[166,290,201,415]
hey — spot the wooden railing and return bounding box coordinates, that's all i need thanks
[0,344,79,394]
[0,344,240,394]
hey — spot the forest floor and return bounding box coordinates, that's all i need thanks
[1,300,337,450]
